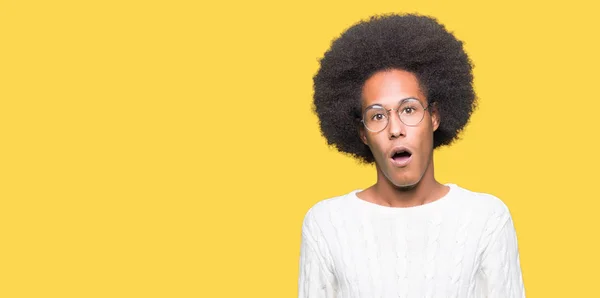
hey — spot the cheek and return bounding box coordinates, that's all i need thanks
[418,128,433,144]
[409,126,434,153]
[366,135,387,158]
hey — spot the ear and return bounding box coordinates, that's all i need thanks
[359,125,369,146]
[431,102,440,132]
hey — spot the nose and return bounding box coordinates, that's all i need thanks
[387,109,405,139]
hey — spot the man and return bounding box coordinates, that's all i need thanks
[299,13,525,297]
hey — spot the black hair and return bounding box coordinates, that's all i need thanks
[313,13,477,163]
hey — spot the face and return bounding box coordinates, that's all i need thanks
[359,69,440,188]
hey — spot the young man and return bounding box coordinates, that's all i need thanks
[298,14,525,297]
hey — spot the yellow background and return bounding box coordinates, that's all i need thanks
[1,0,599,297]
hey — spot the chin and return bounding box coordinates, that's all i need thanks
[377,158,425,190]
[395,184,417,191]
[392,180,418,190]
[387,172,420,190]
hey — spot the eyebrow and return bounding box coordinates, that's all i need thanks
[364,97,419,109]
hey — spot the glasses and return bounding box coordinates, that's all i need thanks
[361,98,430,133]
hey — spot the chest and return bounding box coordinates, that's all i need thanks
[323,214,486,297]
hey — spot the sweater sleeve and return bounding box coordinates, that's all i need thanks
[478,210,526,298]
[298,208,338,298]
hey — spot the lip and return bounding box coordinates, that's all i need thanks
[390,155,412,167]
[389,146,413,168]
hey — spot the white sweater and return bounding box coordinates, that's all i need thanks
[298,184,525,298]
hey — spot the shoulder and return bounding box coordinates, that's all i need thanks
[301,191,356,235]
[445,184,514,241]
[449,184,516,244]
[449,184,511,219]
[305,192,350,216]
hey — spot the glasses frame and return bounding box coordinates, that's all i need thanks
[360,98,431,133]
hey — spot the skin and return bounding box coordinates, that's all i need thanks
[357,69,449,207]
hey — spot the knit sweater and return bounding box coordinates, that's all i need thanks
[298,183,525,298]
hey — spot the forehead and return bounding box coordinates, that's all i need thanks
[361,69,426,109]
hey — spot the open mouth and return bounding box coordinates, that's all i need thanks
[390,148,412,166]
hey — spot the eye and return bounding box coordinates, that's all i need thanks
[371,113,386,121]
[402,107,415,114]
[399,102,422,114]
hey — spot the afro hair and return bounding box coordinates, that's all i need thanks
[313,13,477,164]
